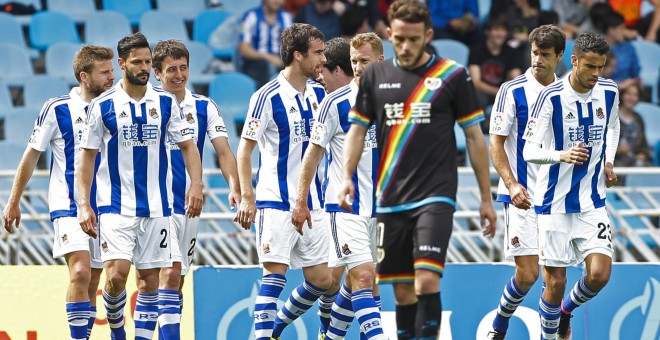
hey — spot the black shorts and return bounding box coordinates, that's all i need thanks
[375,202,454,284]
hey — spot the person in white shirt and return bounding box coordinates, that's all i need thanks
[77,33,203,340]
[152,39,241,336]
[235,23,330,340]
[292,33,386,340]
[522,31,619,340]
[487,25,566,340]
[2,45,115,340]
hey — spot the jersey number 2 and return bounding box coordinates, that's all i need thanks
[160,228,168,248]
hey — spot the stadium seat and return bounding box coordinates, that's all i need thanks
[431,39,469,66]
[0,81,13,114]
[193,9,235,58]
[0,13,38,59]
[29,11,81,51]
[563,39,574,71]
[102,0,152,26]
[455,123,466,151]
[23,76,70,111]
[45,42,82,86]
[84,10,132,49]
[208,72,256,125]
[139,10,190,46]
[631,40,660,104]
[187,41,216,86]
[0,43,34,87]
[4,112,36,144]
[220,0,259,17]
[381,39,395,60]
[0,141,27,170]
[47,0,96,23]
[634,102,660,148]
[156,0,205,22]
[478,0,490,22]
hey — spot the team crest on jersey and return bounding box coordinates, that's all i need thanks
[424,77,442,91]
[342,243,352,256]
[61,234,68,244]
[102,242,109,253]
[596,107,604,119]
[149,108,158,119]
[262,244,270,254]
[511,236,520,248]
[312,102,318,111]
[186,112,195,124]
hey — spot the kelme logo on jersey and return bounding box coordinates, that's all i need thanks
[149,108,158,119]
[384,102,431,126]
[424,77,442,91]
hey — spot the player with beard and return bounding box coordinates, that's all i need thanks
[3,45,115,340]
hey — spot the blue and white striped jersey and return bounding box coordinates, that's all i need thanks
[81,82,192,217]
[241,72,326,211]
[240,6,293,55]
[168,88,228,215]
[310,81,377,217]
[523,74,620,214]
[489,68,553,203]
[28,87,98,220]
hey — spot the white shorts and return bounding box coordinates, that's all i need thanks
[169,213,200,276]
[538,207,614,267]
[503,203,538,261]
[53,216,103,269]
[327,212,377,270]
[98,213,172,270]
[255,208,328,269]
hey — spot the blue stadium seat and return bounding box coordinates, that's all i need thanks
[45,42,82,86]
[631,40,660,104]
[29,11,81,51]
[47,0,96,23]
[381,39,395,60]
[220,0,259,17]
[0,13,38,59]
[157,0,206,21]
[193,9,233,58]
[139,10,190,46]
[187,41,215,86]
[102,0,152,26]
[431,39,469,66]
[0,141,26,170]
[455,123,466,151]
[4,111,37,143]
[208,72,256,125]
[0,80,13,113]
[84,10,132,49]
[478,0,490,22]
[634,102,660,148]
[563,39,574,71]
[655,140,660,166]
[23,76,70,111]
[0,43,34,87]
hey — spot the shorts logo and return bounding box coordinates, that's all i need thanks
[61,234,68,244]
[262,244,270,254]
[342,243,352,256]
[102,241,109,253]
[149,108,158,119]
[511,236,520,248]
[597,107,604,119]
[312,102,318,111]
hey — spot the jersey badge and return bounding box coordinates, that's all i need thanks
[596,107,604,119]
[75,117,84,124]
[511,236,520,248]
[262,244,270,254]
[186,112,195,124]
[342,243,352,256]
[61,234,68,244]
[102,241,109,253]
[424,77,442,91]
[312,102,318,111]
[149,108,159,119]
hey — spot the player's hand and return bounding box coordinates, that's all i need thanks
[480,201,497,238]
[185,182,204,218]
[234,196,256,230]
[337,179,355,212]
[78,204,98,238]
[560,142,589,165]
[508,183,531,210]
[228,189,241,211]
[3,203,21,234]
[605,162,617,188]
[291,201,312,236]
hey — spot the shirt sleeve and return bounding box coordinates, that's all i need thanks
[310,99,339,148]
[241,89,272,141]
[27,100,58,152]
[489,84,516,136]
[349,66,376,128]
[523,91,553,146]
[167,97,193,144]
[239,11,256,44]
[606,89,620,164]
[454,67,485,128]
[80,98,104,150]
[206,99,229,141]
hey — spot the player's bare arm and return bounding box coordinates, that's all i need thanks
[3,147,41,233]
[178,139,204,218]
[211,136,241,210]
[338,124,368,211]
[235,138,257,230]
[77,148,99,238]
[292,144,325,235]
[489,135,531,210]
[465,124,497,237]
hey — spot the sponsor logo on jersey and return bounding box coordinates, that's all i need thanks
[311,122,325,143]
[215,126,227,133]
[378,83,401,89]
[384,102,431,126]
[312,102,318,111]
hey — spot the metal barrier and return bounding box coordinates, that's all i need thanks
[0,167,658,265]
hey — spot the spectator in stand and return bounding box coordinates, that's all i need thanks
[340,4,371,39]
[469,17,523,117]
[295,0,345,39]
[286,0,310,16]
[552,0,592,39]
[505,0,540,49]
[427,0,480,46]
[604,10,641,88]
[344,0,389,38]
[238,0,293,88]
[617,82,653,168]
[608,0,660,43]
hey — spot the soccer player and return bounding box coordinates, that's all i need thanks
[522,31,619,340]
[77,33,204,340]
[152,39,241,335]
[338,1,497,338]
[2,45,114,340]
[234,23,330,340]
[487,25,566,339]
[291,34,385,340]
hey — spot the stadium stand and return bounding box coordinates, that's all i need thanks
[23,75,70,111]
[0,12,38,59]
[187,40,215,85]
[45,42,82,86]
[156,0,206,22]
[0,80,13,112]
[208,72,256,126]
[193,9,235,59]
[381,39,395,60]
[84,10,132,49]
[47,0,96,23]
[431,39,470,66]
[102,0,152,26]
[562,39,574,71]
[632,40,660,104]
[139,10,190,46]
[634,101,660,149]
[28,11,80,51]
[219,0,260,17]
[0,42,34,87]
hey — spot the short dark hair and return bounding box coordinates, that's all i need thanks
[280,23,325,67]
[388,0,432,30]
[73,45,114,82]
[152,40,189,72]
[323,37,353,76]
[340,6,367,37]
[529,24,566,55]
[117,32,150,60]
[603,10,625,32]
[573,31,609,57]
